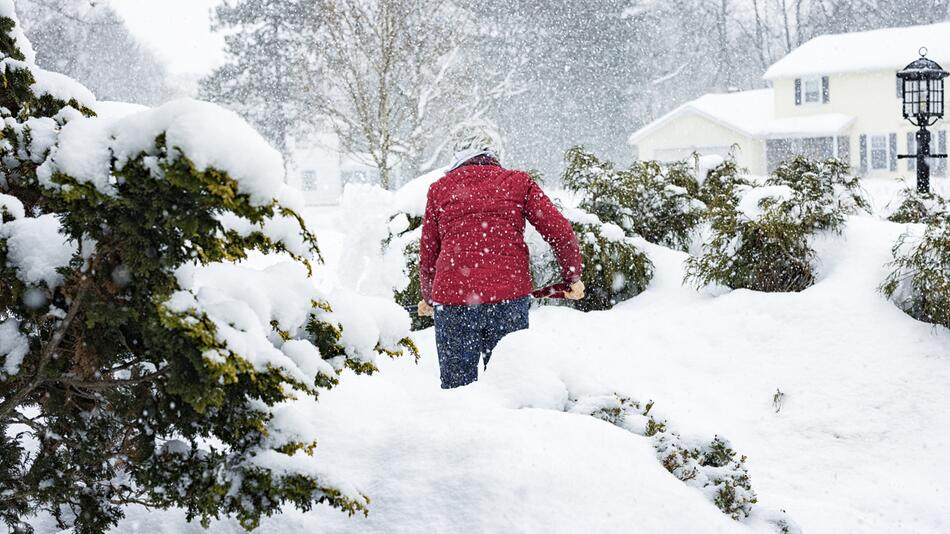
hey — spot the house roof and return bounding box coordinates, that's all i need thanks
[764,22,950,80]
[628,89,773,144]
[628,88,855,144]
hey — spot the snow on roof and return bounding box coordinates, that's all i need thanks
[629,89,773,144]
[764,22,950,80]
[629,88,855,143]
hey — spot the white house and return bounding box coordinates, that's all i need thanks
[285,133,391,205]
[630,22,950,180]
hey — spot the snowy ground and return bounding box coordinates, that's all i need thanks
[35,180,950,534]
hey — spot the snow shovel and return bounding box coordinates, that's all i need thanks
[401,282,575,316]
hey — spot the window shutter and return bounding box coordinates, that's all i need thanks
[794,78,802,105]
[937,130,947,177]
[896,76,903,99]
[836,136,850,163]
[907,132,916,171]
[889,133,897,171]
[822,76,830,103]
[859,134,867,173]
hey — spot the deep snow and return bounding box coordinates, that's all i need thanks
[59,178,950,534]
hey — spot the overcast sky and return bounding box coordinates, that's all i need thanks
[106,0,225,78]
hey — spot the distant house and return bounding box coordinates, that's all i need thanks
[287,133,401,205]
[630,22,950,179]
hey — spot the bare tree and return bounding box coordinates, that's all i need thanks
[309,0,523,188]
[17,0,178,105]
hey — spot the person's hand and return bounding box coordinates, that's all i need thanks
[564,281,585,300]
[418,300,434,317]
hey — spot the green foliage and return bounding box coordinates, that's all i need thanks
[571,393,758,520]
[887,188,949,224]
[385,214,434,331]
[686,157,868,293]
[696,158,751,209]
[881,217,950,329]
[768,156,869,233]
[563,146,705,251]
[0,10,413,533]
[568,218,654,311]
[394,239,434,331]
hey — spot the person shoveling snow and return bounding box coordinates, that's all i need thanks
[418,121,585,389]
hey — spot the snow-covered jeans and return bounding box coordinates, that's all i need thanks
[433,297,530,389]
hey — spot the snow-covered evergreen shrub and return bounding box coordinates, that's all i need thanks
[344,165,653,318]
[569,394,760,521]
[696,158,751,209]
[562,146,706,251]
[881,217,950,329]
[0,5,416,533]
[768,156,869,232]
[389,216,433,330]
[685,157,868,292]
[886,188,949,224]
[527,207,653,312]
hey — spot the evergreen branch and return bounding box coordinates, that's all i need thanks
[60,370,165,390]
[0,279,89,420]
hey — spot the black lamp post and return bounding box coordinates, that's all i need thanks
[897,47,949,193]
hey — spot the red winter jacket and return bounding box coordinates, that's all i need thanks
[419,159,583,306]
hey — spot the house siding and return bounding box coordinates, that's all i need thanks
[773,70,933,180]
[633,113,766,174]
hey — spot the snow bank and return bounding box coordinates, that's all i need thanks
[336,183,413,297]
[46,201,948,534]
[393,166,447,217]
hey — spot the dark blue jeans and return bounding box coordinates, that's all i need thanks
[434,297,530,389]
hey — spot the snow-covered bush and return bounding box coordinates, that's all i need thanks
[390,218,432,330]
[686,157,868,292]
[696,158,751,209]
[341,166,653,317]
[0,5,415,533]
[569,394,759,521]
[886,187,949,224]
[769,156,869,232]
[534,208,653,311]
[563,146,705,251]
[881,217,950,329]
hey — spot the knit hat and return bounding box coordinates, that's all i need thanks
[447,120,503,171]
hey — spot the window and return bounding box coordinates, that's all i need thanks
[870,135,888,170]
[766,137,835,172]
[803,77,821,103]
[341,169,379,185]
[301,170,317,190]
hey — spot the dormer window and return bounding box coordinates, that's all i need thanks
[795,76,830,105]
